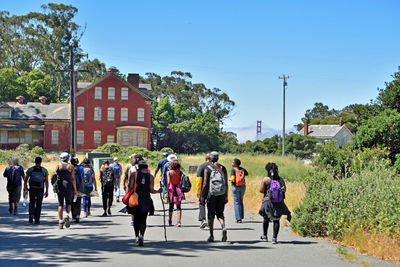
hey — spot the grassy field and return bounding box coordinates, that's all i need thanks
[178,153,309,214]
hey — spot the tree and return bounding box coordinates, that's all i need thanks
[76,58,106,82]
[277,133,318,159]
[377,67,400,112]
[0,3,85,101]
[142,71,235,124]
[352,109,400,163]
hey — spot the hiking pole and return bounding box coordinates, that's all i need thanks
[160,181,167,242]
[160,191,167,242]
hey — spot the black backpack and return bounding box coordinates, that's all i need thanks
[5,166,20,189]
[29,166,45,189]
[101,167,114,188]
[82,167,94,186]
[180,172,191,193]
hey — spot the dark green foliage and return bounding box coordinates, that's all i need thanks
[0,145,49,168]
[377,67,400,112]
[352,109,400,163]
[277,133,318,159]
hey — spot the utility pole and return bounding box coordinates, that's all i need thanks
[279,75,289,156]
[55,48,88,157]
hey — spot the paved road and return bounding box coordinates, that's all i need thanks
[0,175,395,267]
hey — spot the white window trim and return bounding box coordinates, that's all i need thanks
[77,106,85,121]
[137,108,145,122]
[121,87,128,100]
[94,107,102,121]
[94,131,101,145]
[51,130,59,145]
[77,130,84,145]
[108,107,115,121]
[108,87,115,100]
[121,108,128,122]
[107,135,114,143]
[95,87,102,100]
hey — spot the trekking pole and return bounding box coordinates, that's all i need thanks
[159,190,167,242]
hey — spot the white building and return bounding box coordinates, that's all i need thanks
[298,121,354,147]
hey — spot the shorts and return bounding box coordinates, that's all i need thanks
[57,181,73,207]
[207,195,226,220]
[7,185,22,203]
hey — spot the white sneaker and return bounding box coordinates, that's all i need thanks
[200,220,207,229]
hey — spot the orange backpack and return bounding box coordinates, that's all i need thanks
[235,168,246,186]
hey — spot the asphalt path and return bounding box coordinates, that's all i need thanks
[0,174,395,267]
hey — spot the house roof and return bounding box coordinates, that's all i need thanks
[298,125,353,139]
[76,73,152,101]
[4,102,70,120]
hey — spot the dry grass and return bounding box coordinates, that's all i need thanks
[342,229,400,266]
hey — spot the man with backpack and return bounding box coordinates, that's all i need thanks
[3,157,25,215]
[55,152,78,229]
[71,157,83,223]
[23,157,49,224]
[154,152,169,179]
[111,157,122,202]
[200,151,228,242]
[196,153,211,228]
[231,158,248,223]
[100,160,116,216]
[80,158,97,218]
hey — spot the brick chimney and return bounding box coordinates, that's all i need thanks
[304,120,309,135]
[39,96,48,105]
[16,95,25,104]
[127,73,139,88]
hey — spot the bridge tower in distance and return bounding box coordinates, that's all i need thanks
[257,120,262,139]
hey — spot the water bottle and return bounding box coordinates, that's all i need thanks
[23,194,28,207]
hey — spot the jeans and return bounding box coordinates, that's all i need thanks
[115,178,121,198]
[232,185,246,220]
[29,188,44,222]
[82,186,93,213]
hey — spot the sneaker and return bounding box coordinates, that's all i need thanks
[58,222,64,229]
[138,236,144,246]
[75,218,80,223]
[272,238,278,244]
[207,235,214,242]
[260,235,268,242]
[200,220,207,229]
[236,219,242,223]
[29,217,34,224]
[168,219,172,226]
[65,216,70,228]
[8,207,12,214]
[175,221,182,227]
[107,208,111,215]
[102,212,107,217]
[85,212,89,218]
[13,207,18,215]
[116,197,120,203]
[222,229,227,242]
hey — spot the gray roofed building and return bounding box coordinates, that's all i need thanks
[298,122,354,147]
[5,102,70,120]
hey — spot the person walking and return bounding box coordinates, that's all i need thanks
[100,160,116,216]
[23,157,49,224]
[231,158,248,223]
[71,157,83,223]
[80,158,97,217]
[3,158,25,215]
[55,152,78,229]
[196,153,211,228]
[200,151,228,242]
[166,160,185,227]
[259,162,287,244]
[127,160,162,246]
[111,157,122,202]
[123,154,136,192]
[154,152,169,178]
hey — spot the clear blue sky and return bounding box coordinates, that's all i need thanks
[3,0,400,142]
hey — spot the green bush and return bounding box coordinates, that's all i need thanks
[30,146,46,156]
[291,163,400,239]
[0,144,49,168]
[94,143,122,154]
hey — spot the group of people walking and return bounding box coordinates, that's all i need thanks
[3,150,292,246]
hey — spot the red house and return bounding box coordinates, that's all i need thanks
[75,70,152,150]
[0,70,152,151]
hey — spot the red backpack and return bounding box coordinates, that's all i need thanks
[235,168,246,186]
